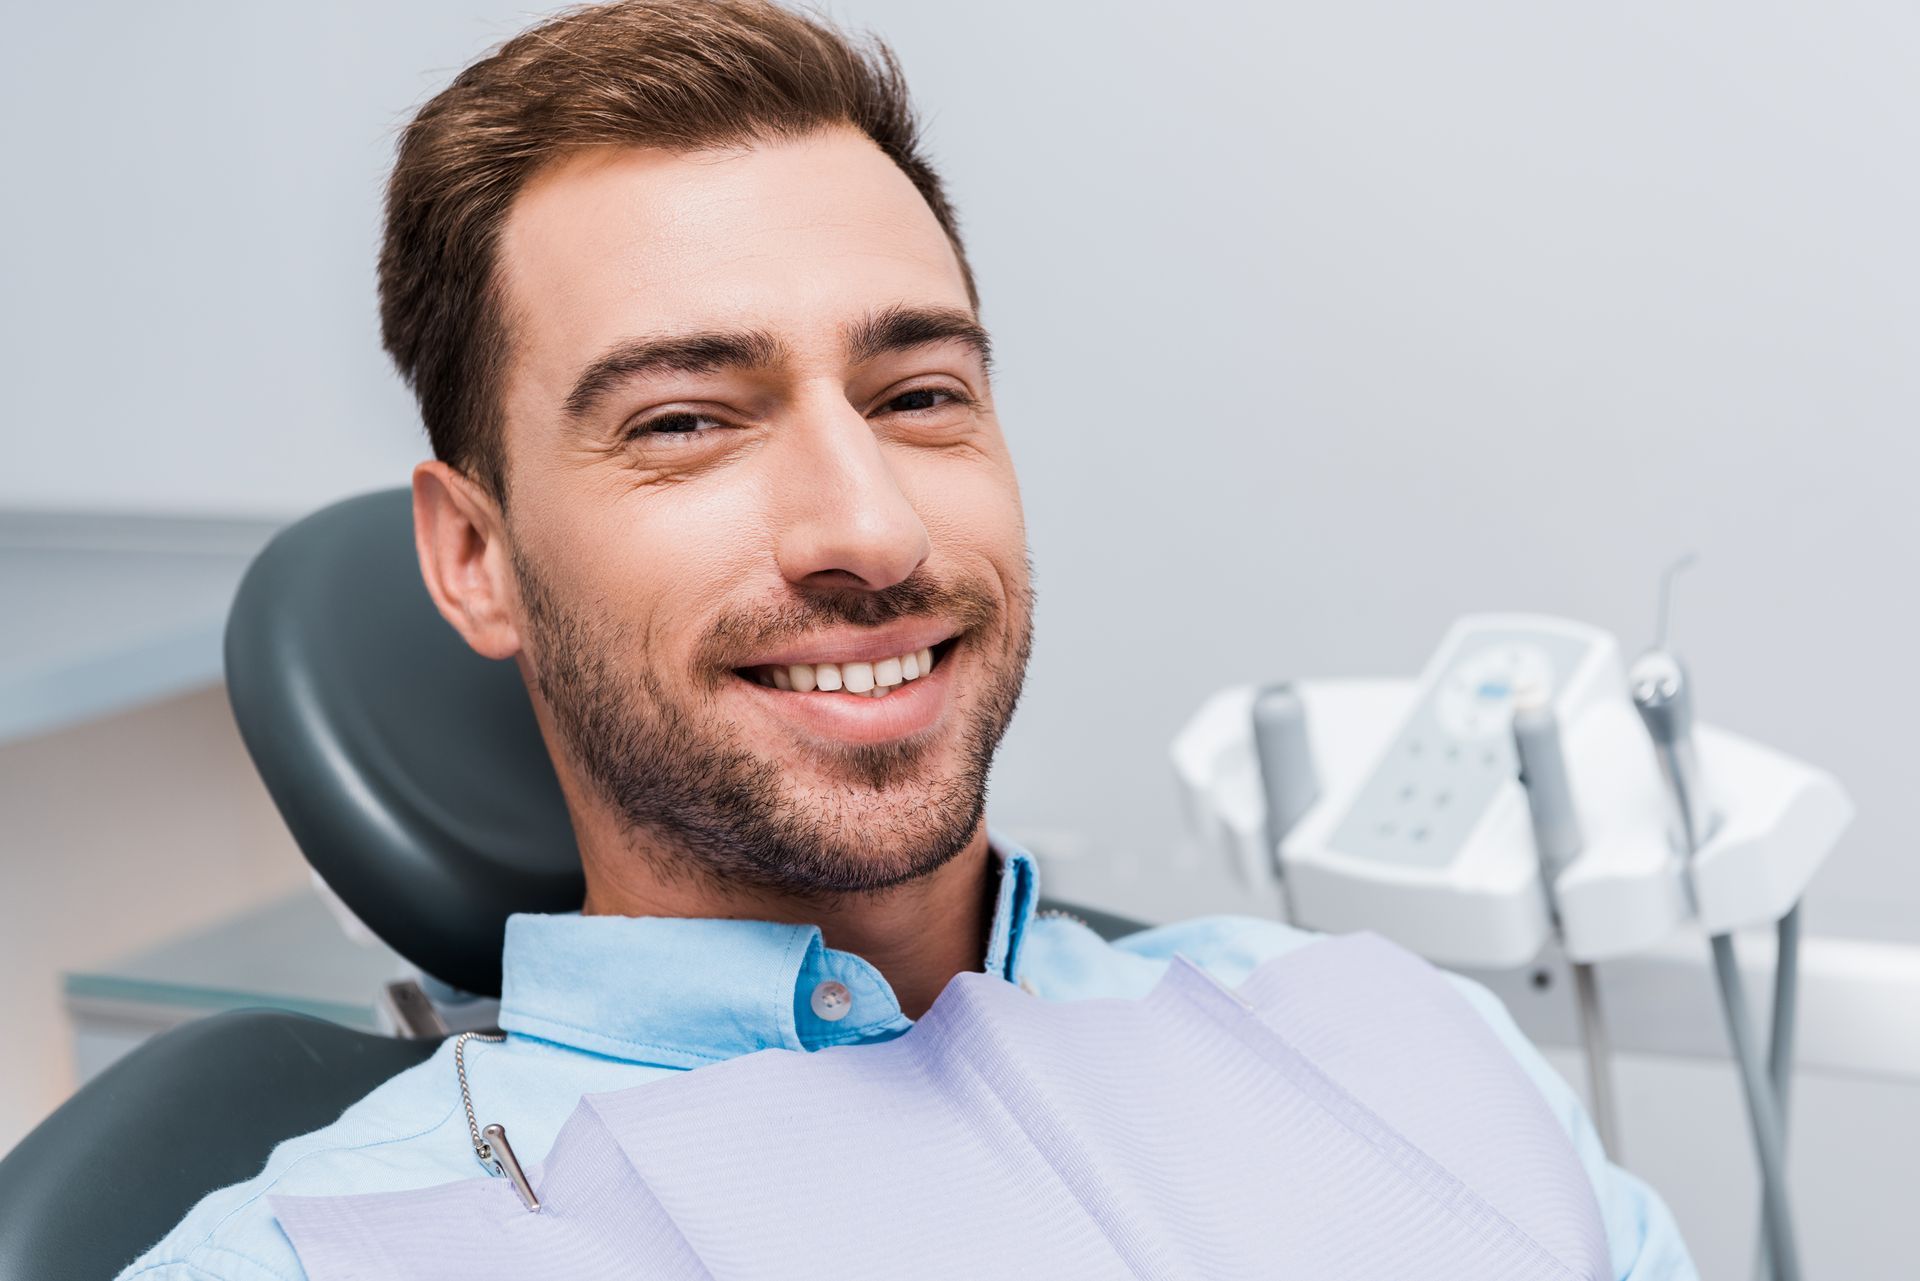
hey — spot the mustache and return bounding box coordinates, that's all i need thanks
[697,571,1001,672]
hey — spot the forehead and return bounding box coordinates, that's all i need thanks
[496,129,973,378]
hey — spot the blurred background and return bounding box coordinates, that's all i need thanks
[1,1,1914,1275]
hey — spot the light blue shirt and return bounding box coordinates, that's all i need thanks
[121,834,1696,1279]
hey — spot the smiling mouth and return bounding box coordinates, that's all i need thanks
[735,638,959,699]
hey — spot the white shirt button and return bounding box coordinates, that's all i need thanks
[810,979,853,1022]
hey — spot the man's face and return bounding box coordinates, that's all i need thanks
[487,128,1032,895]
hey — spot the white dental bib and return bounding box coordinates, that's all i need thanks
[272,933,1607,1280]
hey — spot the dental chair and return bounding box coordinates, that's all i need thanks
[0,487,1139,1281]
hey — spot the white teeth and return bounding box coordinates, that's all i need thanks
[749,643,944,696]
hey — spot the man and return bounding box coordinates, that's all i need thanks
[123,1,1696,1276]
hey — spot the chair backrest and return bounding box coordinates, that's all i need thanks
[225,488,583,996]
[0,1010,438,1281]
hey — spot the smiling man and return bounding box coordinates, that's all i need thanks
[434,130,1035,1018]
[120,2,1695,1277]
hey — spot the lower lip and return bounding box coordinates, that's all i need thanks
[733,648,956,746]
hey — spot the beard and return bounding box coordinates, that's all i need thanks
[512,541,1034,898]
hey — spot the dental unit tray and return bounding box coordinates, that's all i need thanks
[1173,614,1853,969]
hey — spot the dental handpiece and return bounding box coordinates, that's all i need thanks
[1250,683,1319,878]
[1512,698,1620,1159]
[1512,699,1584,884]
[1629,651,1720,855]
[1633,651,1801,1278]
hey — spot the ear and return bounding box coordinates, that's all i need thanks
[412,461,523,661]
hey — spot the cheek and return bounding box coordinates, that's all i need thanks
[905,453,1028,583]
[527,487,765,659]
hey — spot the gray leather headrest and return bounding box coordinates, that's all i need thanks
[224,488,583,996]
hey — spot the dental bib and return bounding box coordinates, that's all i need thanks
[272,934,1608,1280]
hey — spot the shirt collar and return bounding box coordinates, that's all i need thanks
[497,830,1039,1068]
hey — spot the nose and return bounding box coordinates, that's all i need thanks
[771,395,931,593]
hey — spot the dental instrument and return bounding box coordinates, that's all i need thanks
[1512,698,1620,1159]
[1251,682,1318,891]
[1631,647,1799,1281]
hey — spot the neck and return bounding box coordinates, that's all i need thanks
[579,822,999,1019]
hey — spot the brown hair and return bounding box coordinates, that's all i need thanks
[378,0,973,498]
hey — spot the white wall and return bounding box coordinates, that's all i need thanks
[0,2,536,514]
[886,0,1919,950]
[4,2,1916,1274]
[4,1,1911,939]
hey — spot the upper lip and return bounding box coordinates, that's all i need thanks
[734,618,960,669]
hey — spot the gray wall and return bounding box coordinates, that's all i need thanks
[4,3,1915,1275]
[901,0,1919,945]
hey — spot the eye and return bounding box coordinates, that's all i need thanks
[623,409,728,442]
[880,386,972,415]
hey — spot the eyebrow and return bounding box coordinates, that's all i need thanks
[845,304,993,370]
[562,329,788,420]
[559,304,992,423]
